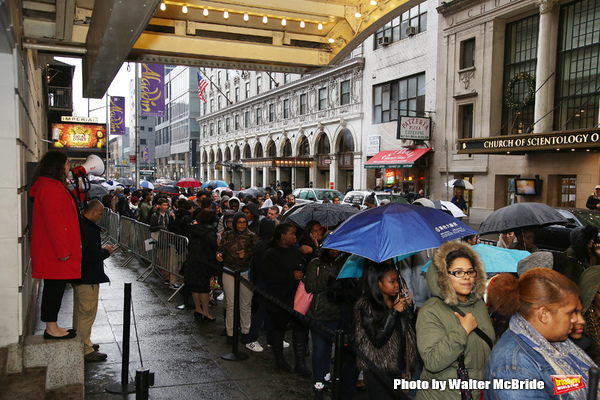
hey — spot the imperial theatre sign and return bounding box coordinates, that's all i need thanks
[457,129,600,154]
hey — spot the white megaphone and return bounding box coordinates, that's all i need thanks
[71,154,105,176]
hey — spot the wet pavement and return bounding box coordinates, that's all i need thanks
[35,250,358,399]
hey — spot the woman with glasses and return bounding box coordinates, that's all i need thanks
[216,212,257,344]
[416,242,494,399]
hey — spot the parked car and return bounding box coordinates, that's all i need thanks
[342,190,408,210]
[292,188,345,204]
[533,207,600,252]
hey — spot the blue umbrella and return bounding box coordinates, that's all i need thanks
[201,180,229,189]
[139,180,155,190]
[420,243,530,273]
[323,203,476,263]
[337,252,422,279]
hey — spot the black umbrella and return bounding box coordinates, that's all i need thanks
[115,177,136,186]
[156,185,180,194]
[87,182,109,199]
[446,179,474,190]
[238,187,266,198]
[478,202,570,235]
[284,203,359,228]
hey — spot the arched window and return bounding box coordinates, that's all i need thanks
[297,136,310,156]
[255,142,264,158]
[282,139,292,157]
[337,129,354,153]
[244,144,252,159]
[234,146,241,161]
[216,148,223,162]
[209,150,215,163]
[267,140,277,157]
[224,147,232,161]
[316,134,330,154]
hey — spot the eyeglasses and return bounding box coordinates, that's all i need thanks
[447,270,477,278]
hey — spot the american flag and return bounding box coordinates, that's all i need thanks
[197,72,208,103]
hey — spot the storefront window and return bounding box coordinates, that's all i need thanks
[561,177,577,207]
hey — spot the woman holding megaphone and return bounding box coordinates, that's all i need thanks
[30,151,82,339]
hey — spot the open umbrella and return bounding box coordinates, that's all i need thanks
[421,244,531,274]
[238,187,266,198]
[214,186,234,196]
[177,178,202,188]
[285,202,359,228]
[155,185,180,194]
[445,179,474,190]
[101,181,123,191]
[412,198,435,208]
[478,202,570,235]
[115,177,136,186]
[323,203,477,263]
[201,180,228,189]
[139,180,155,190]
[436,200,467,218]
[87,182,109,199]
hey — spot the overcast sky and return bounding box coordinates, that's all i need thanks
[56,57,135,125]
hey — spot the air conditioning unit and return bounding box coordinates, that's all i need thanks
[377,36,391,46]
[406,26,418,36]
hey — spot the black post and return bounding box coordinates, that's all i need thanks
[135,368,152,400]
[106,282,136,394]
[221,270,249,361]
[331,330,345,400]
[589,367,599,400]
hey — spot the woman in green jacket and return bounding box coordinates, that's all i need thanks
[416,242,494,400]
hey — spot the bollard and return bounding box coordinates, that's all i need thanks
[590,367,599,400]
[135,368,154,400]
[221,270,249,361]
[106,283,136,394]
[331,330,345,400]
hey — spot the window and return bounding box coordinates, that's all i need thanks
[235,115,240,130]
[140,126,145,131]
[210,123,214,136]
[245,111,250,128]
[218,120,222,135]
[226,91,230,103]
[257,76,262,94]
[318,88,327,110]
[270,74,276,89]
[460,38,475,69]
[218,96,222,110]
[226,69,230,80]
[300,94,307,115]
[269,103,275,122]
[458,104,474,139]
[341,80,351,105]
[203,125,207,137]
[203,102,207,115]
[140,139,147,145]
[226,117,230,132]
[148,127,153,132]
[210,99,214,112]
[141,116,147,120]
[561,177,577,207]
[283,99,290,118]
[502,15,539,135]
[373,72,425,124]
[256,107,262,125]
[235,87,240,102]
[556,0,600,131]
[284,73,290,84]
[245,82,250,98]
[374,1,427,49]
[217,71,222,85]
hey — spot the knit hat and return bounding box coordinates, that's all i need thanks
[517,252,553,277]
[131,196,139,205]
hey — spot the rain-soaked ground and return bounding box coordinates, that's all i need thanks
[36,250,370,399]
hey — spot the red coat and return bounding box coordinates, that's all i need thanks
[30,176,82,279]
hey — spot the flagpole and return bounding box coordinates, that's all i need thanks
[135,63,140,186]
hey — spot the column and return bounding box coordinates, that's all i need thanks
[262,167,268,188]
[329,154,338,190]
[353,152,362,190]
[276,166,281,186]
[250,166,256,187]
[533,0,559,134]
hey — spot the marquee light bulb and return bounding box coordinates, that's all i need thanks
[160,3,166,11]
[224,11,229,19]
[300,20,305,28]
[318,22,323,30]
[263,15,268,24]
[281,18,286,26]
[370,0,378,5]
[203,8,208,16]
[244,13,249,21]
[182,5,188,13]
[355,12,361,17]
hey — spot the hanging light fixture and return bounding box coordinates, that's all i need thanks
[281,18,286,26]
[160,3,166,11]
[370,0,378,5]
[300,20,305,28]
[182,5,188,13]
[328,37,335,43]
[263,15,268,24]
[355,12,362,17]
[203,8,208,16]
[224,10,229,19]
[243,13,249,21]
[318,22,323,30]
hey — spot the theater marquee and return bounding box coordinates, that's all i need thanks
[457,129,600,154]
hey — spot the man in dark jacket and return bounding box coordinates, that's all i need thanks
[587,185,600,210]
[72,200,113,362]
[116,188,133,217]
[242,202,261,234]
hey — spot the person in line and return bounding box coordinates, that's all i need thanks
[508,228,539,253]
[263,223,310,375]
[72,200,113,361]
[554,225,600,284]
[185,209,219,321]
[364,196,376,209]
[416,242,494,400]
[242,203,261,234]
[149,198,179,288]
[450,188,467,213]
[496,231,516,248]
[354,261,416,400]
[298,220,324,266]
[586,185,600,210]
[579,266,600,365]
[485,268,599,399]
[30,151,82,339]
[216,212,257,344]
[332,196,341,205]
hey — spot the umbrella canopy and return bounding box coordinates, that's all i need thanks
[323,203,477,263]
[445,179,474,190]
[177,178,202,188]
[115,177,136,186]
[155,185,180,194]
[101,181,123,191]
[214,186,234,196]
[436,200,468,218]
[285,202,359,228]
[139,180,155,190]
[421,244,531,274]
[412,198,435,208]
[201,180,229,189]
[478,202,570,235]
[238,187,266,198]
[87,182,109,199]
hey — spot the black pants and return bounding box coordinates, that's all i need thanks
[40,279,69,322]
[364,370,402,400]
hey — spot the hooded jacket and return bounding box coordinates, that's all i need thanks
[30,176,82,280]
[218,212,257,271]
[242,202,260,234]
[415,242,494,400]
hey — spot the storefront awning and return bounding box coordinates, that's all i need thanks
[364,148,431,169]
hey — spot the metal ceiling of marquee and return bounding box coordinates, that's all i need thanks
[21,0,418,98]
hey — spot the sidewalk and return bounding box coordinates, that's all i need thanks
[35,250,334,399]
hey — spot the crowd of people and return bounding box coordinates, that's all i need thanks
[30,153,600,400]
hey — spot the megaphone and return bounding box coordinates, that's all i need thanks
[71,154,105,176]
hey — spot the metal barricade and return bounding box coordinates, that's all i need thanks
[106,210,121,249]
[118,216,138,265]
[137,229,188,301]
[98,207,111,232]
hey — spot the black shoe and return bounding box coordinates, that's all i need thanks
[193,311,204,321]
[43,330,76,340]
[226,336,233,345]
[92,344,100,351]
[201,314,216,322]
[84,351,107,362]
[274,356,292,372]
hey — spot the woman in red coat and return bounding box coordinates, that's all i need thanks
[30,151,82,339]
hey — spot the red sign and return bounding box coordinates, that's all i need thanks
[52,123,107,149]
[551,375,585,395]
[330,182,334,189]
[129,155,137,163]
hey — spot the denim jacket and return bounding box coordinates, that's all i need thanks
[485,328,578,400]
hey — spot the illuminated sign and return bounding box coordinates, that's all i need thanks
[52,123,107,149]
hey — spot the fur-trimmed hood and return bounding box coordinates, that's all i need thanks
[426,241,487,306]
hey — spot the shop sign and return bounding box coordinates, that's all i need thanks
[458,129,600,154]
[52,123,107,149]
[323,158,331,165]
[61,116,98,123]
[398,117,431,140]
[129,155,136,163]
[367,135,381,156]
